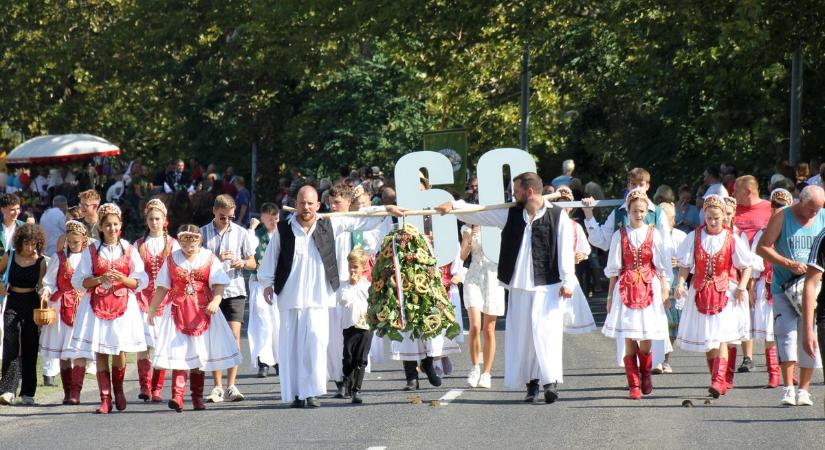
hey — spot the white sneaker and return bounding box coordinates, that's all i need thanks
[20,396,35,406]
[477,372,492,389]
[0,392,15,405]
[796,389,813,406]
[207,386,225,403]
[466,366,481,388]
[227,385,245,402]
[780,386,797,406]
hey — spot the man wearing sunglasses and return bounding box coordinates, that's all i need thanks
[201,194,256,403]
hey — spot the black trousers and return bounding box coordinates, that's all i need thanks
[0,291,40,397]
[342,326,373,377]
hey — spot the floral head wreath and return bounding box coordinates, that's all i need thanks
[703,195,726,212]
[65,220,88,237]
[770,188,793,206]
[723,196,737,209]
[177,231,201,242]
[97,203,122,220]
[144,198,168,216]
[351,184,365,201]
[625,188,649,205]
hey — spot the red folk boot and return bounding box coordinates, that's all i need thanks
[190,371,206,410]
[637,351,654,395]
[150,368,166,402]
[137,359,153,401]
[168,370,188,413]
[765,347,780,388]
[725,347,737,389]
[709,357,728,399]
[112,366,128,411]
[69,366,85,405]
[60,368,73,405]
[623,355,642,400]
[95,371,112,414]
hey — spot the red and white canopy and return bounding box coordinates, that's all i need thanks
[6,134,120,166]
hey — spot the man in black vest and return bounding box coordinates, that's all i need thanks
[436,171,575,404]
[258,185,403,408]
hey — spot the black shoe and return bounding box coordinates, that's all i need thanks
[524,380,539,403]
[334,381,346,399]
[543,383,559,404]
[351,367,365,404]
[404,379,419,391]
[43,375,57,387]
[351,391,363,404]
[738,357,753,373]
[289,396,306,408]
[403,361,420,391]
[257,366,269,378]
[421,357,442,387]
[273,364,279,377]
[305,396,321,408]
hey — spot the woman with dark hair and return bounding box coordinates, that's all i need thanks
[0,223,48,405]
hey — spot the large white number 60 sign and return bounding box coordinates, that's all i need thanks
[395,148,536,266]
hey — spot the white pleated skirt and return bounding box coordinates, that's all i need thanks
[152,307,242,371]
[564,282,597,335]
[676,282,749,353]
[602,278,669,341]
[390,330,461,361]
[463,263,506,316]
[39,299,73,360]
[751,279,775,342]
[141,311,159,349]
[67,294,148,358]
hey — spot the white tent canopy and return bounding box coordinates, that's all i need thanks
[6,134,120,166]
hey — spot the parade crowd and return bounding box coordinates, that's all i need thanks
[0,154,824,413]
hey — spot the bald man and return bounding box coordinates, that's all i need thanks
[258,186,403,408]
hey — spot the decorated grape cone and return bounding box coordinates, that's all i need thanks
[368,223,461,342]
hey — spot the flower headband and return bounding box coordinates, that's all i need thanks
[177,231,201,242]
[65,220,88,236]
[97,203,122,219]
[723,196,737,208]
[144,198,168,216]
[703,195,726,211]
[625,188,649,205]
[770,188,793,206]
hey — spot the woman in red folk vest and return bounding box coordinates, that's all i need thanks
[69,203,149,414]
[134,199,179,403]
[674,195,752,399]
[39,221,89,405]
[602,189,670,400]
[147,224,241,412]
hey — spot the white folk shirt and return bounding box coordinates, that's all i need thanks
[154,248,230,291]
[676,228,752,272]
[338,279,370,330]
[141,235,181,256]
[41,251,83,297]
[70,239,149,292]
[257,207,388,310]
[452,199,575,292]
[603,226,671,279]
[3,222,18,249]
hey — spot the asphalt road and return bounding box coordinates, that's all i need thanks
[1,295,824,449]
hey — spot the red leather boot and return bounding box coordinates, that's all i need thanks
[95,371,112,414]
[112,366,128,411]
[637,351,653,395]
[168,370,188,412]
[623,355,641,400]
[190,371,206,410]
[150,368,166,402]
[60,368,72,405]
[69,366,85,405]
[709,357,728,398]
[765,347,780,388]
[725,346,737,389]
[137,359,153,401]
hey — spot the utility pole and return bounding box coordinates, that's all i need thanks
[519,2,530,151]
[789,49,802,166]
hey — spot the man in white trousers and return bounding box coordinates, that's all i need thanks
[436,171,575,404]
[258,186,403,408]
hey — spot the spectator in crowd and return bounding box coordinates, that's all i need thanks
[795,162,811,191]
[653,185,675,205]
[551,159,575,189]
[675,185,700,233]
[703,166,728,198]
[807,162,825,187]
[41,195,69,256]
[222,167,238,198]
[0,193,24,254]
[165,159,191,193]
[234,177,251,227]
[78,189,101,238]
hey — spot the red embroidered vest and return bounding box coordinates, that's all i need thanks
[618,226,656,309]
[692,227,734,315]
[51,251,81,326]
[168,254,214,336]
[136,237,174,313]
[89,243,133,320]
